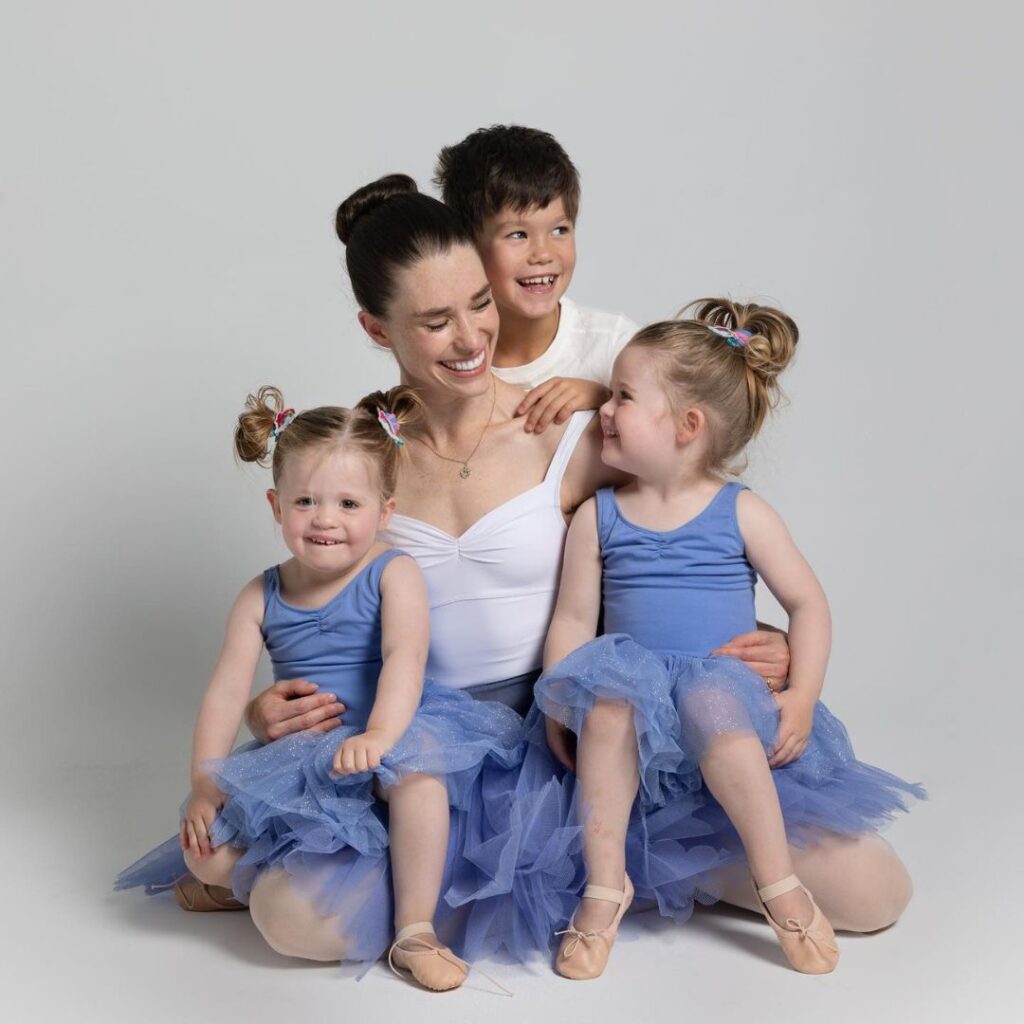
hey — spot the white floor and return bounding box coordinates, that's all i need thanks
[6,758,1020,1024]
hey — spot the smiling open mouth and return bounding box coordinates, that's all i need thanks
[516,274,558,290]
[440,351,486,373]
[307,537,343,545]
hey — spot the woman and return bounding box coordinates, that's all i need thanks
[190,175,911,962]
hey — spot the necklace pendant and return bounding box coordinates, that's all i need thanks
[459,465,471,479]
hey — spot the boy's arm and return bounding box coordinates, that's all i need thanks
[333,555,430,774]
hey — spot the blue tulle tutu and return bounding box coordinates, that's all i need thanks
[534,632,925,920]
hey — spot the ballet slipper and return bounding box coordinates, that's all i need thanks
[754,874,839,974]
[554,876,634,980]
[173,874,246,912]
[388,923,469,993]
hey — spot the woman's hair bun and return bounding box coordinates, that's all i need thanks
[335,173,419,245]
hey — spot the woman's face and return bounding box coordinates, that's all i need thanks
[359,243,499,399]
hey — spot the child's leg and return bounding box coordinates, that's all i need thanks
[697,729,811,925]
[183,843,243,890]
[383,772,467,990]
[382,772,450,931]
[573,699,639,930]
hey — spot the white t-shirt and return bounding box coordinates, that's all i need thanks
[491,296,637,389]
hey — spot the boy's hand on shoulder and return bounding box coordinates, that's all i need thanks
[769,691,815,768]
[517,377,610,433]
[333,729,394,775]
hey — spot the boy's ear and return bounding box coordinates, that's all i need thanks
[358,311,391,351]
[266,489,283,523]
[676,407,705,445]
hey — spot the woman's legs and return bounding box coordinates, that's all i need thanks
[248,869,351,960]
[706,831,913,933]
[573,699,639,931]
[183,844,242,890]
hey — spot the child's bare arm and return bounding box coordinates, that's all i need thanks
[544,498,603,667]
[517,377,610,433]
[737,491,831,767]
[333,556,430,775]
[540,499,603,770]
[182,576,265,855]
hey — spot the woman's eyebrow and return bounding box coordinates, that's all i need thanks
[413,284,491,320]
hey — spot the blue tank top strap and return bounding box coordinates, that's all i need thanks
[365,547,411,590]
[543,410,594,499]
[262,565,281,606]
[594,486,619,549]
[707,481,748,543]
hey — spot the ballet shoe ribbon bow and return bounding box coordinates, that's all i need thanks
[784,918,839,955]
[554,924,604,958]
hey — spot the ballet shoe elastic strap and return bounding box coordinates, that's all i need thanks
[757,874,801,902]
[582,884,628,905]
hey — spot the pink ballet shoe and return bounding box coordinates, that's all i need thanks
[754,874,839,974]
[554,876,634,980]
[173,874,246,912]
[388,923,470,993]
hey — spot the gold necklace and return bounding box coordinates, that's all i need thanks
[413,378,497,479]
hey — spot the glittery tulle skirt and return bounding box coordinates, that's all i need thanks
[533,633,925,920]
[115,679,582,964]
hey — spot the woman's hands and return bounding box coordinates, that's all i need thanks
[712,628,791,685]
[545,715,576,771]
[769,691,815,768]
[332,728,395,775]
[180,779,225,857]
[245,679,346,743]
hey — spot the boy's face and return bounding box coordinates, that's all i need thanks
[475,197,576,322]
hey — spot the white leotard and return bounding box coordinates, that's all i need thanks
[381,411,594,689]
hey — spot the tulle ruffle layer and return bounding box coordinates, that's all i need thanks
[534,633,925,918]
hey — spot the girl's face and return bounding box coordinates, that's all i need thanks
[267,445,395,577]
[599,346,681,478]
[358,243,500,401]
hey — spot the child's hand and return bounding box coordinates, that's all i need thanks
[333,729,394,775]
[545,715,576,771]
[769,691,815,768]
[517,378,610,434]
[180,781,225,857]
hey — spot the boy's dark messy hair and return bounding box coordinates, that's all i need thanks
[434,125,580,234]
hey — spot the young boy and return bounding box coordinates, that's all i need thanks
[434,125,637,433]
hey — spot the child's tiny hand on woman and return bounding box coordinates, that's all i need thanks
[769,691,815,768]
[180,781,225,857]
[333,729,394,775]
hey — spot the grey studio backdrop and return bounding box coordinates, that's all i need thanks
[2,2,1020,1023]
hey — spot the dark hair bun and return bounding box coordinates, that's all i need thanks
[335,174,419,245]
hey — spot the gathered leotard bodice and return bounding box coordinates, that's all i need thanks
[597,482,757,657]
[261,548,408,730]
[381,411,594,689]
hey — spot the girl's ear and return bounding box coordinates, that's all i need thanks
[358,311,392,351]
[266,488,283,524]
[378,496,397,530]
[676,406,705,445]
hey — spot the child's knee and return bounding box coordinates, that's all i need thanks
[249,870,348,961]
[585,699,635,741]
